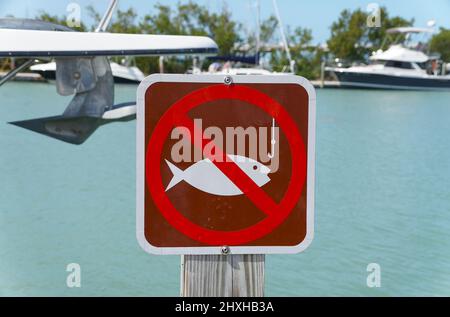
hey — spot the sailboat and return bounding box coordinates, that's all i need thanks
[192,0,294,76]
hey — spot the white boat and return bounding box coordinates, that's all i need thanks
[31,61,145,84]
[190,60,290,76]
[327,27,450,90]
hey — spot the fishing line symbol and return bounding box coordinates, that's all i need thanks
[268,118,277,159]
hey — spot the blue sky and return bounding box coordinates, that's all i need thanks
[1,0,449,44]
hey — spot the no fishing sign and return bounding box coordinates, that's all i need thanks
[136,74,316,255]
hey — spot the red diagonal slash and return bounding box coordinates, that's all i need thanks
[176,115,279,216]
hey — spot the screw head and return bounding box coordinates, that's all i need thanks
[221,246,230,255]
[73,72,81,80]
[224,76,233,85]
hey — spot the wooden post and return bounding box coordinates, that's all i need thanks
[320,61,325,88]
[159,56,164,74]
[181,255,265,297]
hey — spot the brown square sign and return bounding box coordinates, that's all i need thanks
[137,74,315,255]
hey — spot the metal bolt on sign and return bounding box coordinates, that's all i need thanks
[221,246,230,255]
[224,76,233,85]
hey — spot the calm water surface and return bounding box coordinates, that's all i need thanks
[0,82,449,296]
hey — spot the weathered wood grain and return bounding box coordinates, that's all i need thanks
[181,254,265,297]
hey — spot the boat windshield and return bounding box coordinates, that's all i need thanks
[384,61,414,69]
[416,62,427,70]
[381,28,433,53]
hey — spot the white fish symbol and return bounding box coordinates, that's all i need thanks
[165,155,271,196]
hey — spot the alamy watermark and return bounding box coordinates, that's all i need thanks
[66,263,81,288]
[66,3,81,28]
[366,263,381,288]
[170,119,280,173]
[366,3,381,28]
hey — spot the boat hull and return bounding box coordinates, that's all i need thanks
[333,70,450,90]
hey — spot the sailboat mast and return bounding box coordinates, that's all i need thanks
[255,0,261,66]
[272,0,295,73]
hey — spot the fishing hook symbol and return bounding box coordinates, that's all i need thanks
[268,118,276,159]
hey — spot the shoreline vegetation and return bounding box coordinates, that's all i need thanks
[1,1,449,79]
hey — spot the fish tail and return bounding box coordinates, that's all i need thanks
[165,160,184,191]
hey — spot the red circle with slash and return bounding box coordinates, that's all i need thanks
[145,84,307,246]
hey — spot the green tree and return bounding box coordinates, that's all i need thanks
[87,6,142,34]
[254,16,322,78]
[430,28,450,62]
[268,26,322,78]
[138,1,241,73]
[327,9,366,61]
[244,15,278,53]
[109,8,141,34]
[260,16,279,45]
[206,9,241,55]
[141,2,241,55]
[327,7,412,61]
[290,27,324,79]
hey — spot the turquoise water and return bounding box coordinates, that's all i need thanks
[1,82,450,296]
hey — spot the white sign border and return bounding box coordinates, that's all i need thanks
[136,74,316,255]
